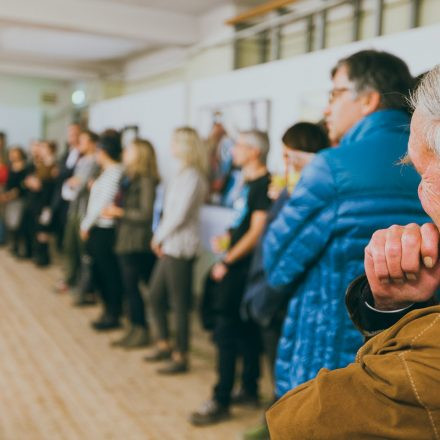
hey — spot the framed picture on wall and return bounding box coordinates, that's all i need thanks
[121,125,139,148]
[198,98,271,141]
[198,99,271,208]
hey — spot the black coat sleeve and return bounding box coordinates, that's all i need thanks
[345,274,439,338]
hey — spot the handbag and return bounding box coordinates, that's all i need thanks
[4,198,25,231]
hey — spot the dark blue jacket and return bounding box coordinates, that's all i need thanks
[241,189,291,327]
[263,110,429,397]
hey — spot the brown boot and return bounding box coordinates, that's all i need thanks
[122,326,150,349]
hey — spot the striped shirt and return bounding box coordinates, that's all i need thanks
[80,163,123,231]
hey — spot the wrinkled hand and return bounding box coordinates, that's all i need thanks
[365,223,440,310]
[211,262,228,282]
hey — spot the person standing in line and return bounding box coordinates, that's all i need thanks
[58,130,99,294]
[263,50,427,403]
[80,131,124,331]
[103,138,159,349]
[240,122,329,440]
[0,147,28,255]
[52,123,81,252]
[190,130,271,426]
[0,132,8,245]
[19,140,42,260]
[145,127,208,375]
[266,65,440,440]
[32,140,58,267]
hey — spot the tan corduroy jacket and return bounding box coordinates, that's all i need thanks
[267,305,440,440]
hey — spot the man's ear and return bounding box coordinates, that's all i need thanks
[360,90,382,116]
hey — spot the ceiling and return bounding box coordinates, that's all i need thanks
[0,26,146,62]
[93,0,265,15]
[0,0,267,81]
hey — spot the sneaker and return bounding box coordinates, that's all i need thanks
[189,400,230,426]
[143,348,172,362]
[157,360,188,375]
[231,388,260,408]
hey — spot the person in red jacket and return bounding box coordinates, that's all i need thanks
[0,132,9,244]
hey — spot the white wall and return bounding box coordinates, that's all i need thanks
[0,73,71,149]
[89,23,440,175]
[0,105,42,146]
[89,82,186,181]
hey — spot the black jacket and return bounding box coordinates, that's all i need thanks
[345,274,439,338]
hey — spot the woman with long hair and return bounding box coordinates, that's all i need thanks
[145,127,208,374]
[103,138,159,348]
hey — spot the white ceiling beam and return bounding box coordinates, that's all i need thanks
[0,58,100,81]
[0,0,199,46]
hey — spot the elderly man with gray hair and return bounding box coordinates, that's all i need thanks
[267,66,440,439]
[190,130,272,426]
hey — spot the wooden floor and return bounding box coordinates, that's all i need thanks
[0,249,267,440]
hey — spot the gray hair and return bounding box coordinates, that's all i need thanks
[239,130,270,164]
[411,65,440,156]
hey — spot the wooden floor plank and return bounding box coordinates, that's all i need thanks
[0,249,268,440]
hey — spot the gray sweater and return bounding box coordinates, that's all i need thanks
[153,167,207,259]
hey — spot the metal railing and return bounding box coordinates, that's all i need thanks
[233,0,423,68]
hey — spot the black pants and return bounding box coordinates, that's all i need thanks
[19,206,36,258]
[148,255,193,354]
[213,316,261,407]
[212,261,261,407]
[118,252,156,327]
[87,227,123,320]
[63,214,83,286]
[52,200,69,252]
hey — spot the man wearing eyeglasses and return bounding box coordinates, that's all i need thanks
[262,49,429,421]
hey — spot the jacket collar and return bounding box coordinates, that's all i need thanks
[339,109,410,147]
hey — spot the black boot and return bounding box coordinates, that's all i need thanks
[91,313,121,331]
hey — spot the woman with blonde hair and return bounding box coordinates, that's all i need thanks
[102,138,159,348]
[145,126,208,374]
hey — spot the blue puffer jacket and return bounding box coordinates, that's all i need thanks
[263,110,429,398]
